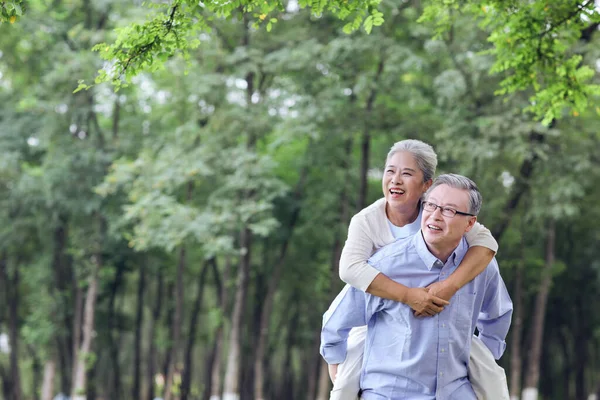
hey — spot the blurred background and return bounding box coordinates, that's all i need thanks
[0,1,599,400]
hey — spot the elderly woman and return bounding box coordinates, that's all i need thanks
[328,139,508,400]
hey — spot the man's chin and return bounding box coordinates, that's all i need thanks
[423,232,443,244]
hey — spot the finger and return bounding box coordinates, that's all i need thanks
[428,307,443,316]
[428,303,444,313]
[422,308,435,317]
[430,296,450,306]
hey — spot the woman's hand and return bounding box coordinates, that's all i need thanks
[403,287,449,316]
[413,281,458,317]
[328,363,338,383]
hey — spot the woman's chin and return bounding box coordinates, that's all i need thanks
[387,196,418,209]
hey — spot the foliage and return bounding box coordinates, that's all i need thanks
[420,0,600,124]
[0,1,600,399]
[76,0,384,91]
[0,0,24,24]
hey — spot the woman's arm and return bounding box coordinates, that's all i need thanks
[339,215,448,315]
[425,222,497,303]
[367,274,448,316]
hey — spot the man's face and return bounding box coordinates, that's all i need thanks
[421,184,477,249]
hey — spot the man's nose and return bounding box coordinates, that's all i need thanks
[432,206,444,219]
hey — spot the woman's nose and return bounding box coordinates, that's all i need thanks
[392,173,403,184]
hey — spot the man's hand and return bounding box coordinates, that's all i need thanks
[414,281,458,317]
[403,287,449,317]
[328,363,339,383]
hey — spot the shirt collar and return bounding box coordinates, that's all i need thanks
[413,231,468,270]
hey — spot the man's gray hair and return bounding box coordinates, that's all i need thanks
[386,139,437,182]
[425,173,483,215]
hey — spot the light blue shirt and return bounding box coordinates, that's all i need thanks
[386,208,421,240]
[321,232,513,400]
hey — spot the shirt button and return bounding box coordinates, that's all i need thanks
[442,323,446,327]
[441,348,445,352]
[440,372,444,376]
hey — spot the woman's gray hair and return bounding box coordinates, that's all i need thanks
[386,139,437,182]
[425,173,483,215]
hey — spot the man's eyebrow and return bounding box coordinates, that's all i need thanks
[426,198,460,208]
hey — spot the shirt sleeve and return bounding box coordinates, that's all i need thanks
[464,221,499,253]
[339,215,381,291]
[320,284,381,364]
[476,260,513,359]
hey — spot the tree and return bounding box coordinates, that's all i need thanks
[71,0,600,125]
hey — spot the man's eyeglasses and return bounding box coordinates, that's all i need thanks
[422,201,475,218]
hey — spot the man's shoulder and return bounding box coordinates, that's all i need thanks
[368,235,417,266]
[485,257,501,276]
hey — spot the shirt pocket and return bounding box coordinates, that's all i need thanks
[451,290,477,355]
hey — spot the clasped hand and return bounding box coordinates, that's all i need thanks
[405,281,457,317]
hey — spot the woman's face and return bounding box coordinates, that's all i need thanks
[382,151,432,211]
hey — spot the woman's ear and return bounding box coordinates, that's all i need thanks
[423,179,433,191]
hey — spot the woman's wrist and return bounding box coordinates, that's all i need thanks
[442,277,461,294]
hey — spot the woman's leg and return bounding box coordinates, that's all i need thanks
[468,335,510,400]
[329,325,367,400]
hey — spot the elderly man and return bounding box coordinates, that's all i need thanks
[320,174,513,400]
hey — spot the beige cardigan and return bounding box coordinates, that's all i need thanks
[339,198,499,291]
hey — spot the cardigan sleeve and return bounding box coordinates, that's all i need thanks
[338,215,382,292]
[464,222,498,253]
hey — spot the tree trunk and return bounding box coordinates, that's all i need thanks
[223,228,253,400]
[254,166,307,400]
[41,360,56,400]
[210,256,231,400]
[147,270,164,400]
[71,215,105,400]
[71,261,100,400]
[164,180,193,400]
[163,245,186,400]
[162,281,175,383]
[133,263,146,400]
[492,131,546,241]
[278,303,299,400]
[1,254,22,400]
[243,272,266,400]
[305,329,322,400]
[52,217,73,394]
[181,260,211,400]
[316,138,353,400]
[356,56,384,213]
[30,348,42,400]
[509,259,524,400]
[574,302,587,400]
[522,220,555,400]
[85,354,97,400]
[0,364,11,400]
[107,264,125,400]
[57,336,70,396]
[71,282,83,396]
[203,341,217,400]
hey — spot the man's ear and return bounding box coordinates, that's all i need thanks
[464,216,477,233]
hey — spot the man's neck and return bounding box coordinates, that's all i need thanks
[425,240,461,264]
